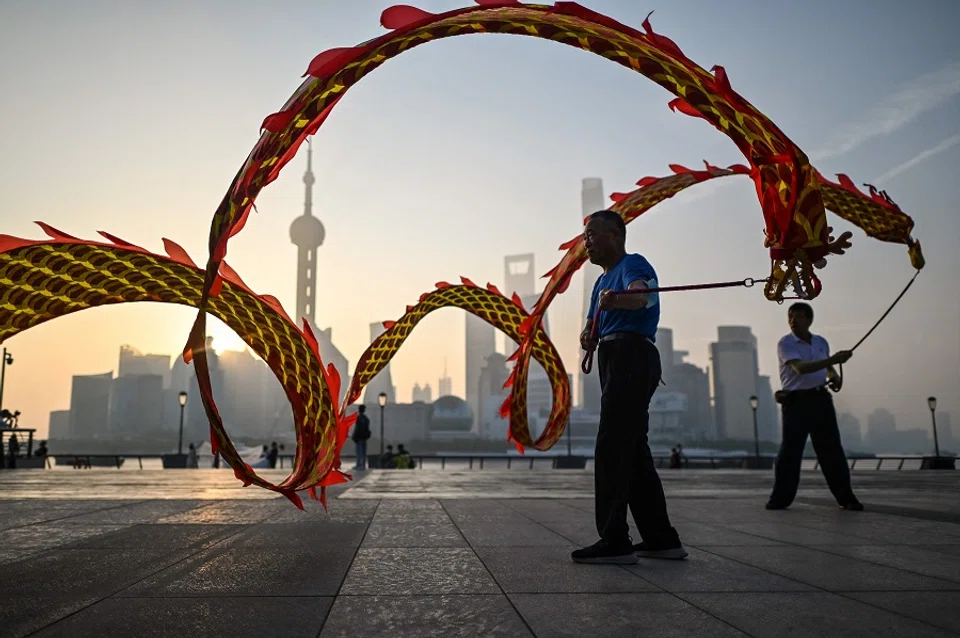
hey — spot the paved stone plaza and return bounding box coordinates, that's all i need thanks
[1,467,959,637]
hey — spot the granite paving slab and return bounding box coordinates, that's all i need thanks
[320,595,532,637]
[509,592,749,637]
[61,523,245,550]
[625,547,815,592]
[475,546,658,593]
[843,591,960,633]
[119,545,354,597]
[705,545,960,591]
[32,597,334,638]
[339,547,500,595]
[681,592,959,637]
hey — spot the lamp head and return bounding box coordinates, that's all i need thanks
[928,396,937,412]
[178,391,188,407]
[749,395,759,410]
[378,392,388,407]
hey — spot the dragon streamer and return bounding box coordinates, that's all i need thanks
[0,2,925,506]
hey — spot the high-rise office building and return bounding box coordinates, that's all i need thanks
[710,326,759,441]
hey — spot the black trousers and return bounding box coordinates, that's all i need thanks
[769,388,856,507]
[595,337,680,547]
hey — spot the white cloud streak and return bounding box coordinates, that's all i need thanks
[872,133,960,185]
[812,60,960,161]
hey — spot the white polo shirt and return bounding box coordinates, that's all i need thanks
[777,332,830,391]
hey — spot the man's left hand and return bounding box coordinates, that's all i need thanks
[828,376,843,392]
[598,289,618,311]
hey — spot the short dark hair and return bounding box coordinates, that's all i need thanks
[588,209,626,240]
[788,302,813,320]
[358,405,366,413]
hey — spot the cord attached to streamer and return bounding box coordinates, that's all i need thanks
[580,276,766,375]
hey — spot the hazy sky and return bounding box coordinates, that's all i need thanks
[1,0,958,440]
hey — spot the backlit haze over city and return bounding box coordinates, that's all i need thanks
[0,0,957,443]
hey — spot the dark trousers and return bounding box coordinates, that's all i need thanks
[769,388,856,507]
[595,338,680,547]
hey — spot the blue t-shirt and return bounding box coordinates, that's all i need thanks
[587,253,660,340]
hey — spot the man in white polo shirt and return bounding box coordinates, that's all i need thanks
[766,302,863,511]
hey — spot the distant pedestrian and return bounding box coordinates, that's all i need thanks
[766,302,863,511]
[267,442,279,469]
[351,405,371,470]
[187,443,198,468]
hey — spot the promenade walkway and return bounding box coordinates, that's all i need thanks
[1,468,958,636]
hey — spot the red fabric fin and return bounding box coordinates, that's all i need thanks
[319,469,350,487]
[260,294,295,324]
[506,348,521,362]
[609,192,629,204]
[97,231,140,249]
[709,65,736,102]
[320,486,328,511]
[518,316,534,336]
[511,437,525,454]
[558,236,580,250]
[475,0,520,5]
[261,110,294,133]
[727,163,751,174]
[382,320,397,330]
[161,238,198,268]
[380,5,437,30]
[35,221,80,241]
[555,272,573,295]
[636,176,660,187]
[307,486,319,501]
[419,292,430,302]
[668,98,705,119]
[301,319,322,360]
[0,234,36,254]
[406,305,414,312]
[460,276,477,287]
[282,490,305,510]
[304,47,358,78]
[326,362,343,410]
[485,282,503,296]
[498,395,512,418]
[209,274,223,297]
[502,367,517,389]
[668,164,693,175]
[435,281,452,289]
[218,261,250,291]
[511,292,525,309]
[641,11,688,61]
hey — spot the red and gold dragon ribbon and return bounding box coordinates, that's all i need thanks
[0,2,924,506]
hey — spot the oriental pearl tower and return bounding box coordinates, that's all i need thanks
[289,140,325,324]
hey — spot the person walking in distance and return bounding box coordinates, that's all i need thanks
[351,405,372,470]
[572,209,687,565]
[766,302,863,511]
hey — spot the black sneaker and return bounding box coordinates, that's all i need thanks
[841,499,864,511]
[571,540,639,565]
[632,541,688,560]
[765,501,788,510]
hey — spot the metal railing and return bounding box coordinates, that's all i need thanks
[12,453,950,471]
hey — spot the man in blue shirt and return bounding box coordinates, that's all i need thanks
[767,302,862,511]
[571,210,687,565]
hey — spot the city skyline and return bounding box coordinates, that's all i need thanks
[0,0,957,441]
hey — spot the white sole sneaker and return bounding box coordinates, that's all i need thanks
[634,546,689,560]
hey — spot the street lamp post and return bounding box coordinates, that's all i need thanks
[0,348,13,416]
[749,395,760,467]
[177,391,188,455]
[928,396,940,458]
[378,392,388,460]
